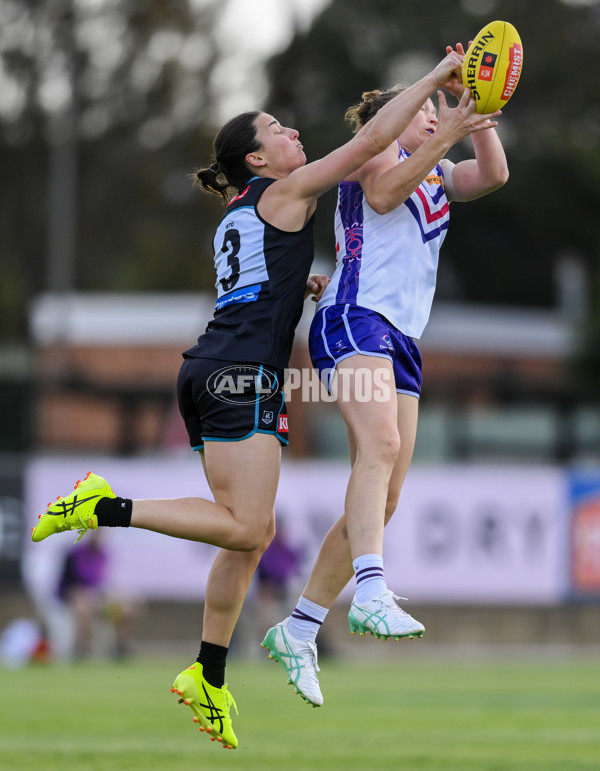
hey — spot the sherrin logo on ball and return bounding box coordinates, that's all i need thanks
[462,20,523,113]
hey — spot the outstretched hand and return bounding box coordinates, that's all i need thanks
[437,87,501,143]
[432,47,464,91]
[442,43,469,99]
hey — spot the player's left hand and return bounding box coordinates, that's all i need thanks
[305,274,330,302]
[443,43,469,99]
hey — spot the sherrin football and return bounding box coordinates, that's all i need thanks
[462,20,523,114]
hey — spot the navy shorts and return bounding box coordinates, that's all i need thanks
[308,304,423,398]
[177,357,289,450]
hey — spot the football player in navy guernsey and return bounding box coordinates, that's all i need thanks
[264,42,508,708]
[31,47,498,747]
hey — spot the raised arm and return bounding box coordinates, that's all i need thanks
[438,41,508,201]
[258,51,466,229]
[357,88,503,215]
[446,125,509,202]
[300,51,466,196]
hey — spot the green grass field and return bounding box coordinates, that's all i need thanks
[1,655,599,770]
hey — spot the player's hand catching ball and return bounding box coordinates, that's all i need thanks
[432,47,464,91]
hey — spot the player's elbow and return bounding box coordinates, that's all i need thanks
[471,166,509,199]
[493,165,510,188]
[485,167,509,196]
[366,192,398,216]
[373,202,396,216]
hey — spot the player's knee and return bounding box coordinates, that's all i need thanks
[371,430,401,467]
[265,517,276,544]
[257,519,276,554]
[357,429,400,466]
[227,525,267,552]
[231,535,262,552]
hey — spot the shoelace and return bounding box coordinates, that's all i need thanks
[379,591,411,616]
[51,504,86,537]
[303,641,321,679]
[51,489,92,543]
[222,685,239,716]
[74,516,91,542]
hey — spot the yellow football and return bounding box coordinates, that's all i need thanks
[462,20,523,114]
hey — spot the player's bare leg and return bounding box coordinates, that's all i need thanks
[130,432,281,551]
[343,388,423,638]
[302,390,419,607]
[263,384,422,704]
[169,433,281,748]
[335,355,400,559]
[202,515,276,646]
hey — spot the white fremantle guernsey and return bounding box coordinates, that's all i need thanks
[317,143,454,339]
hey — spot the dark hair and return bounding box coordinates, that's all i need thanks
[194,111,262,202]
[345,84,409,134]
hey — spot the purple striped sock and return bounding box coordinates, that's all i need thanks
[286,596,329,642]
[353,554,387,603]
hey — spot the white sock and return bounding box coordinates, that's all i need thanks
[287,595,329,643]
[353,553,387,603]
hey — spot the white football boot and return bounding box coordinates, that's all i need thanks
[261,617,323,707]
[348,590,425,640]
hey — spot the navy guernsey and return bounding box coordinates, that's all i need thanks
[185,177,315,370]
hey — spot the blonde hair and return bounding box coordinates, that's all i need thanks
[345,83,409,134]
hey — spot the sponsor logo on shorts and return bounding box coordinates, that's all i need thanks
[207,365,279,404]
[379,334,393,351]
[278,415,289,433]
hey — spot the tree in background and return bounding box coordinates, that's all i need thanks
[265,0,600,315]
[1,0,600,356]
[1,0,224,341]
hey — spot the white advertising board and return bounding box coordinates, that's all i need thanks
[23,457,569,605]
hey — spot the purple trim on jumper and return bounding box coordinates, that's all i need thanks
[404,195,449,243]
[336,182,364,305]
[291,608,323,626]
[398,146,448,242]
